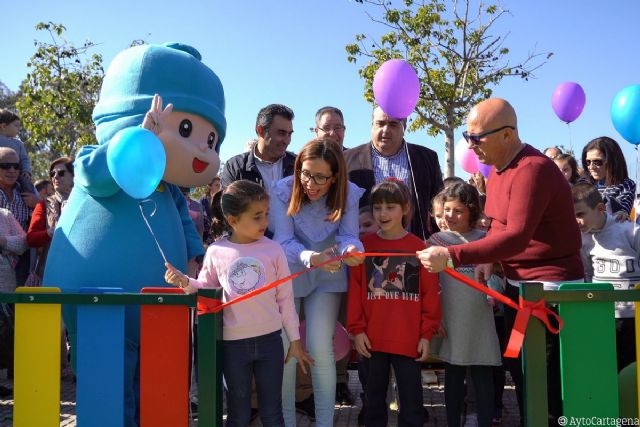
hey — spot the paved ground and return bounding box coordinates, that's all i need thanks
[0,368,521,426]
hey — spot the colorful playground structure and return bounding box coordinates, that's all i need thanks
[520,283,640,426]
[1,282,639,426]
[3,287,222,427]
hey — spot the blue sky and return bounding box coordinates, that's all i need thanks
[4,0,640,180]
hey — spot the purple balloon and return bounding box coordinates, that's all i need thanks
[478,162,492,178]
[551,82,586,123]
[373,59,420,119]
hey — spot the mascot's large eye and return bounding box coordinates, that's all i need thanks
[208,131,220,152]
[179,119,192,137]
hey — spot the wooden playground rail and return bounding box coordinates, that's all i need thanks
[521,283,640,427]
[0,287,223,427]
[5,282,639,426]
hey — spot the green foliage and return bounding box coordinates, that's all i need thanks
[346,0,550,176]
[16,22,104,177]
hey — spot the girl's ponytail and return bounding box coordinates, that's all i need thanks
[209,189,228,241]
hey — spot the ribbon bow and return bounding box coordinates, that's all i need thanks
[443,266,563,357]
[502,296,562,358]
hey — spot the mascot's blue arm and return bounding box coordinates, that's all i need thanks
[74,144,121,198]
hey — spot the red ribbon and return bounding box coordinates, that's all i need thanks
[196,251,563,358]
[442,266,562,358]
[196,252,357,315]
[197,295,222,316]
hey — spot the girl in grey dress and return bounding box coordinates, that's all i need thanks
[428,183,501,427]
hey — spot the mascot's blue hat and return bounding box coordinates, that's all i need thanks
[93,42,226,148]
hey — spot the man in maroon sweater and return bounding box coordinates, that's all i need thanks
[418,98,584,425]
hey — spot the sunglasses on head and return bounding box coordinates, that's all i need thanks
[585,159,604,167]
[50,170,68,178]
[462,125,515,146]
[0,163,20,170]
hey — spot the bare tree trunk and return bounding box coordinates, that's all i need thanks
[444,128,455,178]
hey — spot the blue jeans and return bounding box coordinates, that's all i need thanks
[223,330,285,427]
[282,291,342,427]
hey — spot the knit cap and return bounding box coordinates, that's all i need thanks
[93,42,226,148]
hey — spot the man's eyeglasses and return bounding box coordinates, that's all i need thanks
[316,125,345,134]
[585,159,604,167]
[50,170,68,178]
[462,125,516,146]
[0,163,20,170]
[299,170,332,185]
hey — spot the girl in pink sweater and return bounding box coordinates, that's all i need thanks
[165,180,313,427]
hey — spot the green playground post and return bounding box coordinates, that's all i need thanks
[557,283,618,419]
[197,288,224,427]
[521,282,549,427]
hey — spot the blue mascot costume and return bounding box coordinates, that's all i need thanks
[44,42,225,426]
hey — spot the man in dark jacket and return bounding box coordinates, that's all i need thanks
[221,104,296,192]
[344,106,443,241]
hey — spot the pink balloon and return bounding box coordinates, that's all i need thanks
[478,162,492,178]
[461,149,479,174]
[551,82,586,123]
[299,321,351,361]
[373,59,420,119]
[455,138,478,174]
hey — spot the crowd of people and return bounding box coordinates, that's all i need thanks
[1,95,638,427]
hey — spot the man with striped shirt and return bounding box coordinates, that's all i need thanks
[344,106,443,241]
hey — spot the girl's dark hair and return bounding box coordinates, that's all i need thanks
[209,180,268,240]
[0,109,19,125]
[439,182,481,226]
[442,176,465,188]
[430,192,446,214]
[288,138,347,222]
[359,205,372,216]
[554,153,580,184]
[369,178,413,227]
[49,156,75,176]
[581,136,628,186]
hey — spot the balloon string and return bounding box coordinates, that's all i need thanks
[403,142,428,243]
[566,122,574,155]
[139,199,168,264]
[634,146,639,233]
